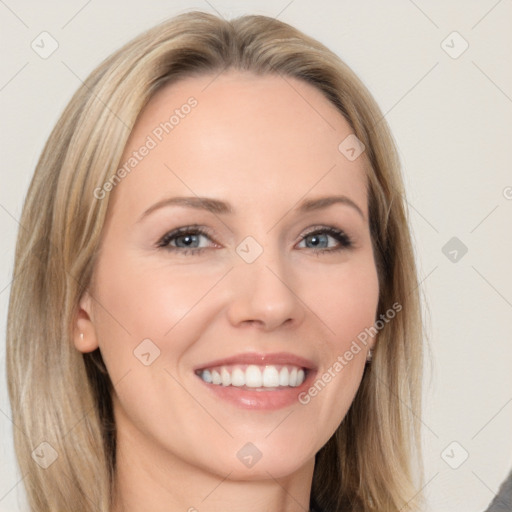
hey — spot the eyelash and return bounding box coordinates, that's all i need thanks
[156,225,353,256]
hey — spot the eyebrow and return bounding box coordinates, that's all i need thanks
[299,195,365,219]
[138,194,365,222]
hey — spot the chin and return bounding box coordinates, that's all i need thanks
[194,439,316,482]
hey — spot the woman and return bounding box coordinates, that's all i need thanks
[6,11,423,512]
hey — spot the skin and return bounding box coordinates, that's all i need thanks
[75,71,380,512]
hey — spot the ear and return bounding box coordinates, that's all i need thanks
[73,291,99,353]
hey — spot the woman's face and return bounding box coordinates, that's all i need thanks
[77,71,379,481]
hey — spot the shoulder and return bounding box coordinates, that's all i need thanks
[485,470,512,512]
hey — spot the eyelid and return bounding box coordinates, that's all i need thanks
[299,224,349,238]
[155,225,217,249]
[296,225,354,249]
[156,223,354,255]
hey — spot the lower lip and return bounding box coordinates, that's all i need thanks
[196,371,316,410]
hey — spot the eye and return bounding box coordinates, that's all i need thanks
[297,226,353,253]
[156,225,217,255]
[156,225,353,256]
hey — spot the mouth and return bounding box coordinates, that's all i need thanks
[193,352,316,409]
[195,364,307,390]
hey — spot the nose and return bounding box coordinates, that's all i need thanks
[226,254,306,331]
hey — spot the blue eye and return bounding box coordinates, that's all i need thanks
[298,227,353,253]
[156,225,353,256]
[156,226,214,255]
[170,233,203,248]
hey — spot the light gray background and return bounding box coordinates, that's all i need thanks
[1,1,511,511]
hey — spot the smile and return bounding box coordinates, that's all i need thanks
[196,364,306,389]
[193,352,316,409]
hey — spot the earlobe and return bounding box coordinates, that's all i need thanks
[73,292,99,353]
[366,335,378,363]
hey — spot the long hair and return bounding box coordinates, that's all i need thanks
[6,11,423,511]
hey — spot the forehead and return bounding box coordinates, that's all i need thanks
[112,71,368,218]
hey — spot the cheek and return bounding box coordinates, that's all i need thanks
[296,255,379,423]
[90,255,225,374]
[302,253,380,343]
[88,258,222,440]
[99,263,213,331]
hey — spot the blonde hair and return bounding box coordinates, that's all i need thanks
[6,11,423,512]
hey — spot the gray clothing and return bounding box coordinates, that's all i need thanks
[485,471,512,512]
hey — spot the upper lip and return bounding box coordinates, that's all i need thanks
[194,352,316,371]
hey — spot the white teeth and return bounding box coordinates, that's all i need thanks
[279,367,289,386]
[221,367,231,386]
[263,366,279,387]
[231,368,245,387]
[198,364,306,388]
[211,369,221,385]
[289,367,298,387]
[245,365,262,388]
